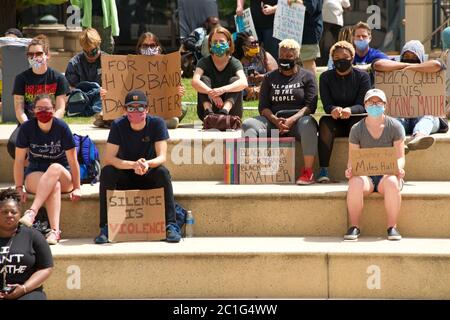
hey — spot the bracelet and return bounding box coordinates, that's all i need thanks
[15,186,23,190]
[21,284,27,294]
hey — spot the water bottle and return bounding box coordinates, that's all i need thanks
[185,210,194,238]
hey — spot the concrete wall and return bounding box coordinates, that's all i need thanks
[405,0,433,52]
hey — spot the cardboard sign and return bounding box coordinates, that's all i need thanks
[350,147,398,176]
[224,138,295,184]
[375,69,446,117]
[273,0,305,46]
[107,188,166,242]
[101,52,182,120]
[234,8,258,40]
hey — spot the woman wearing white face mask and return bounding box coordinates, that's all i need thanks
[344,89,406,241]
[136,32,186,129]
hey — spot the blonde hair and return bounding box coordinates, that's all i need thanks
[353,21,372,37]
[338,26,353,42]
[279,39,300,58]
[330,41,355,59]
[79,28,102,51]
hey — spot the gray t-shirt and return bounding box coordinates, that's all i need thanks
[349,116,405,148]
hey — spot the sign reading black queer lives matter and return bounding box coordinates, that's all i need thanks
[375,70,445,117]
[101,52,182,120]
[107,189,166,242]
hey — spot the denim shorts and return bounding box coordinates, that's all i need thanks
[369,175,404,193]
[24,162,70,178]
[369,175,383,193]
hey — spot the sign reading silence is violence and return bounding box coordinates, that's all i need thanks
[101,52,182,120]
[375,69,445,117]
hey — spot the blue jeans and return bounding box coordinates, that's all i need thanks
[396,116,440,136]
[256,27,280,60]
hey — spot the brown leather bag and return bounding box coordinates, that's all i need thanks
[203,114,242,131]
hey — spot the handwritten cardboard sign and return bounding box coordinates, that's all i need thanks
[350,147,398,176]
[234,8,258,40]
[224,138,295,184]
[107,188,166,242]
[273,0,305,46]
[375,69,445,117]
[101,52,182,120]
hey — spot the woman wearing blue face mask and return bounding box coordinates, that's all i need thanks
[191,27,248,121]
[344,89,406,241]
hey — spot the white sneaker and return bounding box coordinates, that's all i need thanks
[19,209,36,227]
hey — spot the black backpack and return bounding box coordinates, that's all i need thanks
[67,89,92,117]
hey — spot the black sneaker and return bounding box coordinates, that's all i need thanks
[344,226,360,241]
[387,227,402,241]
[218,108,229,115]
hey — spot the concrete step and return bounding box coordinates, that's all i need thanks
[5,181,450,239]
[46,237,450,299]
[1,124,450,182]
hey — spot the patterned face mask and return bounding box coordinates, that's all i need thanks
[140,47,160,56]
[210,42,230,57]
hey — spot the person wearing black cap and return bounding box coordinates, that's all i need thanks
[94,90,181,244]
[5,28,23,38]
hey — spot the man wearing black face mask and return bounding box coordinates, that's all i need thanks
[317,41,370,183]
[373,40,448,153]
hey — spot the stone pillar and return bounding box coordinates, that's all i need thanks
[405,0,433,52]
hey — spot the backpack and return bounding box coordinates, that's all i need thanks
[175,202,187,235]
[73,133,101,185]
[67,89,92,117]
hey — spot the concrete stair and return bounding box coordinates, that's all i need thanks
[46,237,450,299]
[4,181,450,239]
[1,124,450,182]
[2,123,450,299]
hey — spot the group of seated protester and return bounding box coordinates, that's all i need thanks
[3,22,450,251]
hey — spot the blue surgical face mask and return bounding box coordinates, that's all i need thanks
[366,105,385,117]
[354,39,370,52]
[210,42,229,57]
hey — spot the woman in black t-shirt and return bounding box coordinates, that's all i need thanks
[242,39,319,185]
[8,35,70,160]
[192,26,248,121]
[14,94,81,245]
[0,188,53,300]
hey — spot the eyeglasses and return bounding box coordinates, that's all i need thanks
[246,40,259,47]
[126,105,146,112]
[141,44,158,49]
[27,51,44,58]
[35,107,53,112]
[366,102,385,107]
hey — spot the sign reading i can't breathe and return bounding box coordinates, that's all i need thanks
[107,188,166,242]
[350,147,398,176]
[375,69,446,117]
[101,52,182,120]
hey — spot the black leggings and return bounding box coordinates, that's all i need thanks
[99,165,177,228]
[197,75,243,121]
[318,116,365,167]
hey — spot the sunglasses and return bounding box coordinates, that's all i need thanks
[126,105,146,112]
[247,40,259,46]
[27,51,45,58]
[141,44,158,49]
[84,47,99,57]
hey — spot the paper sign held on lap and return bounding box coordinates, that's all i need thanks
[350,147,398,176]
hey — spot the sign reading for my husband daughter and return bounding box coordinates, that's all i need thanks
[375,69,445,117]
[101,52,182,120]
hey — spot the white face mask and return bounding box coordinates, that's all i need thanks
[28,54,47,69]
[140,47,160,56]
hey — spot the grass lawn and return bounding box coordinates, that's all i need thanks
[1,75,324,125]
